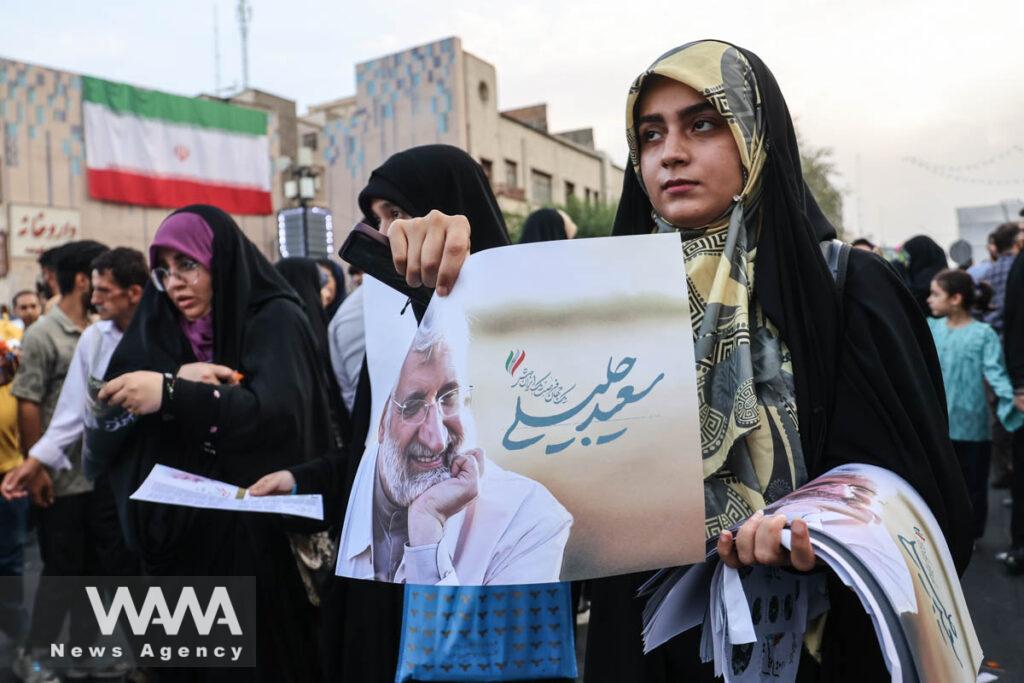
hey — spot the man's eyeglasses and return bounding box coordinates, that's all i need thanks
[390,386,473,426]
[151,258,202,292]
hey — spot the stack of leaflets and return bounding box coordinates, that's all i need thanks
[641,464,982,683]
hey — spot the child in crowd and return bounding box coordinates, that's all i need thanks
[928,268,1024,538]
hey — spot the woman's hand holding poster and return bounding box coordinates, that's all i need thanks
[341,233,707,584]
[642,463,983,683]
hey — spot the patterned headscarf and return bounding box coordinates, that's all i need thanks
[625,40,806,536]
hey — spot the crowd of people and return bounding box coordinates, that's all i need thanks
[0,37,1019,683]
[902,223,1024,570]
[845,226,1024,559]
[848,224,1024,570]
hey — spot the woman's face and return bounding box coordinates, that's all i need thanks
[318,265,336,308]
[636,77,743,228]
[370,199,412,235]
[154,247,213,321]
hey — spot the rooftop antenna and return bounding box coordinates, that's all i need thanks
[237,0,252,90]
[213,3,222,94]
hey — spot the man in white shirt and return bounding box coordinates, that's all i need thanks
[336,307,572,585]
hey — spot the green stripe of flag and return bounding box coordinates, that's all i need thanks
[82,76,267,136]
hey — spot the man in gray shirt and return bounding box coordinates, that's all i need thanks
[6,241,137,680]
[328,284,366,413]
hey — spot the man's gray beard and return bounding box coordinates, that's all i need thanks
[378,427,463,508]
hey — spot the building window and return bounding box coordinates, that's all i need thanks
[505,160,518,189]
[564,181,575,200]
[585,188,592,204]
[301,132,318,151]
[480,158,493,184]
[531,169,553,205]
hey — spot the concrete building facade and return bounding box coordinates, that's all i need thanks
[0,38,622,302]
[314,37,623,239]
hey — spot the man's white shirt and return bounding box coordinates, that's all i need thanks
[336,443,573,585]
[29,320,121,471]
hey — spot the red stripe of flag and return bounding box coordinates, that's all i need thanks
[511,351,526,376]
[87,168,272,215]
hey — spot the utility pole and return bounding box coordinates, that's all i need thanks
[237,0,252,90]
[213,3,222,94]
[855,153,864,239]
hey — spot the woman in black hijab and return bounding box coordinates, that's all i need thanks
[318,258,348,321]
[357,144,509,253]
[89,205,330,682]
[276,257,329,345]
[276,256,348,449]
[901,235,949,317]
[583,40,972,683]
[251,144,510,682]
[519,207,571,243]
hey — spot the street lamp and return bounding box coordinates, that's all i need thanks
[278,146,330,258]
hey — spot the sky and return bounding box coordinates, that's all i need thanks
[4,0,1023,249]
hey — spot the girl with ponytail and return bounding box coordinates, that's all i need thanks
[928,268,1024,539]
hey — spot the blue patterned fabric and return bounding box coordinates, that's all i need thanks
[395,583,577,682]
[928,317,1023,441]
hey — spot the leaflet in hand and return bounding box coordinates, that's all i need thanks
[130,464,323,521]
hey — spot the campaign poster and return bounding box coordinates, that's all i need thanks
[340,233,706,585]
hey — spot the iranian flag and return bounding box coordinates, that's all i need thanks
[83,76,273,215]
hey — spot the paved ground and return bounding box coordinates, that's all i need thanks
[1,525,42,683]
[962,485,1024,680]
[2,484,1020,682]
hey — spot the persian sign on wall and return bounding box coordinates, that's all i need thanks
[8,203,80,258]
[343,233,706,585]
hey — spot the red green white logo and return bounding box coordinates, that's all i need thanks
[505,349,526,376]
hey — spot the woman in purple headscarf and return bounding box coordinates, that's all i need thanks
[90,205,331,681]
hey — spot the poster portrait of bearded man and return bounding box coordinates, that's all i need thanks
[336,303,573,585]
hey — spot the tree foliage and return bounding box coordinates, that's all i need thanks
[798,132,846,238]
[559,195,617,238]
